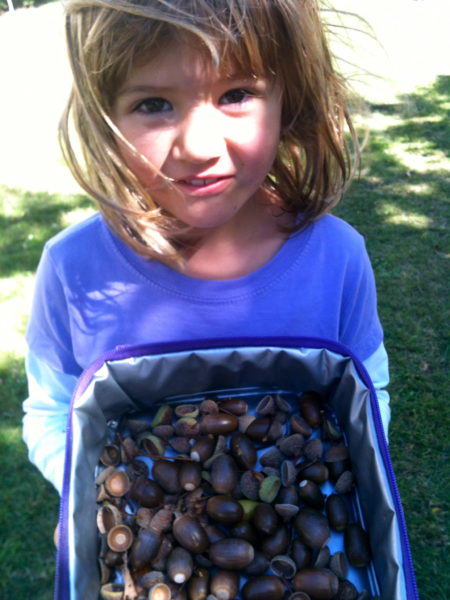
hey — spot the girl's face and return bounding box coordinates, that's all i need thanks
[112,42,283,233]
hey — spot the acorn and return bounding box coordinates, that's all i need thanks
[106,524,134,553]
[261,525,290,558]
[100,444,121,467]
[242,575,285,600]
[290,414,313,437]
[187,567,209,600]
[344,523,371,567]
[179,461,202,491]
[206,495,244,525]
[129,475,164,508]
[167,546,194,584]
[200,412,238,435]
[190,436,216,463]
[172,514,210,554]
[294,507,330,550]
[324,443,351,482]
[278,433,305,458]
[298,391,323,428]
[229,433,257,470]
[99,583,125,600]
[129,527,161,570]
[229,520,258,544]
[97,502,123,534]
[255,394,276,415]
[210,454,239,494]
[291,539,312,570]
[260,447,283,468]
[152,459,180,494]
[210,570,240,600]
[325,494,349,532]
[280,460,297,486]
[148,582,172,600]
[175,404,199,418]
[138,432,166,456]
[151,405,173,427]
[242,551,270,576]
[297,462,329,485]
[328,551,348,580]
[259,475,281,504]
[334,471,354,495]
[104,469,131,498]
[209,538,255,570]
[298,479,324,510]
[303,438,323,462]
[244,416,271,441]
[336,580,359,600]
[270,554,297,579]
[219,397,249,416]
[240,470,264,500]
[293,568,339,600]
[252,503,279,536]
[174,416,200,438]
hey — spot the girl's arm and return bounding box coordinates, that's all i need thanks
[362,342,391,441]
[23,351,78,495]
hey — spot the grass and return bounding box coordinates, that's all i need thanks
[0,76,448,600]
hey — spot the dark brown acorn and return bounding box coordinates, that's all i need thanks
[344,523,371,567]
[100,444,121,467]
[210,454,239,494]
[293,568,339,599]
[209,538,255,569]
[129,528,161,570]
[219,397,249,416]
[325,494,349,532]
[278,433,305,458]
[252,502,279,536]
[172,514,210,554]
[324,443,351,482]
[298,391,323,428]
[200,412,238,435]
[230,520,258,544]
[242,551,270,576]
[335,579,359,600]
[152,459,180,494]
[210,570,240,600]
[242,575,286,600]
[294,507,330,549]
[261,525,290,558]
[244,416,271,441]
[298,479,324,510]
[230,432,257,470]
[290,414,313,437]
[129,475,164,508]
[179,461,202,491]
[291,539,312,570]
[190,436,216,463]
[167,546,194,584]
[328,551,348,580]
[206,494,244,524]
[187,568,209,600]
[297,461,329,485]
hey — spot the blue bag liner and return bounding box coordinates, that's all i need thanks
[55,336,419,600]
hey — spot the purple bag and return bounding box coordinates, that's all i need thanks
[55,336,419,600]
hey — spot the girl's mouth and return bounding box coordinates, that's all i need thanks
[170,176,233,195]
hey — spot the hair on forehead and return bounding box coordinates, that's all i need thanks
[60,0,359,263]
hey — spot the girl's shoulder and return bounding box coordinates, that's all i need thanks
[45,212,103,252]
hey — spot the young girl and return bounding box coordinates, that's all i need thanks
[23,0,390,495]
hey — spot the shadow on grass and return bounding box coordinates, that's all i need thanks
[0,353,59,599]
[336,75,450,599]
[0,186,92,277]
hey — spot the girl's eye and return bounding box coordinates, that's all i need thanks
[135,97,172,114]
[220,88,254,106]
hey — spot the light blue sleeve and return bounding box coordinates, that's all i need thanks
[23,351,78,495]
[362,342,391,441]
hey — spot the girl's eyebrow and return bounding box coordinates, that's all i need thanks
[117,84,174,97]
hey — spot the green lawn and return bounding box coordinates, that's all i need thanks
[0,3,449,600]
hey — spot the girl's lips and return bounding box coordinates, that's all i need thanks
[171,175,233,195]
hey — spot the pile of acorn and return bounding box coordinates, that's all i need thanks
[95,391,375,600]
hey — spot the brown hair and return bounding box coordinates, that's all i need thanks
[59,0,359,262]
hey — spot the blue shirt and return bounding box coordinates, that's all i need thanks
[23,212,390,491]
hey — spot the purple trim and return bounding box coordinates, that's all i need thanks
[55,336,419,600]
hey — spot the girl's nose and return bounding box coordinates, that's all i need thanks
[172,106,226,163]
